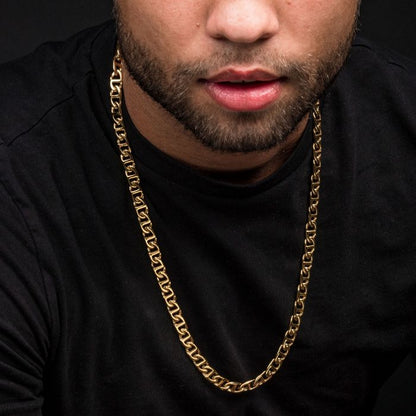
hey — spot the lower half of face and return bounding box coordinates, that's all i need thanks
[116,2,358,153]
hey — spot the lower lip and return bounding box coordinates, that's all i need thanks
[204,80,282,112]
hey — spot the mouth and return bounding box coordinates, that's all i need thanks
[200,69,285,112]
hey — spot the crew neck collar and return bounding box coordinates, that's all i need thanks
[123,103,314,198]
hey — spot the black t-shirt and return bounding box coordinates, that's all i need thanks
[0,21,415,416]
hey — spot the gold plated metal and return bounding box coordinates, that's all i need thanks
[110,48,322,393]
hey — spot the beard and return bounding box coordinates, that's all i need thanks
[115,10,357,153]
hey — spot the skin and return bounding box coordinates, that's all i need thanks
[115,0,359,183]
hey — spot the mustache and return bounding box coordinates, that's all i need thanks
[170,48,317,82]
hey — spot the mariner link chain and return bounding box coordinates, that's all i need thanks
[110,48,322,393]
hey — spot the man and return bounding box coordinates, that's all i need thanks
[0,0,415,414]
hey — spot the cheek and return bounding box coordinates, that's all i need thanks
[120,0,203,53]
[280,1,357,54]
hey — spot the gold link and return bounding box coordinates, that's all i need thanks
[110,48,322,393]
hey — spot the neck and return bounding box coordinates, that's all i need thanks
[123,68,309,185]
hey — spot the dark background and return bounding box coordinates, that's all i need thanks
[1,0,416,63]
[1,1,415,415]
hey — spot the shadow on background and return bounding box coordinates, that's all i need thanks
[359,0,416,59]
[1,1,415,415]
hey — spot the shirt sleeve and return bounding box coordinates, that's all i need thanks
[0,180,50,416]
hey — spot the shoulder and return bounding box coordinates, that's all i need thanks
[336,36,416,105]
[351,36,416,75]
[323,37,416,190]
[326,37,416,138]
[0,21,115,146]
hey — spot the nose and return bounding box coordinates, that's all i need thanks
[206,0,279,44]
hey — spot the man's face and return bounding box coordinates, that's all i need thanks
[115,0,359,153]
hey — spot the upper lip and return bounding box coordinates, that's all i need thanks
[204,68,280,83]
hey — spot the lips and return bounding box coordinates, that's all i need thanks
[202,69,283,112]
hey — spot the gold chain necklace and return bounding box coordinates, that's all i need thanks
[110,48,322,393]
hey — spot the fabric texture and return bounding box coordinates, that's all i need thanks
[0,21,415,415]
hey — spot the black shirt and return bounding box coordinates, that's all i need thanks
[0,21,416,415]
